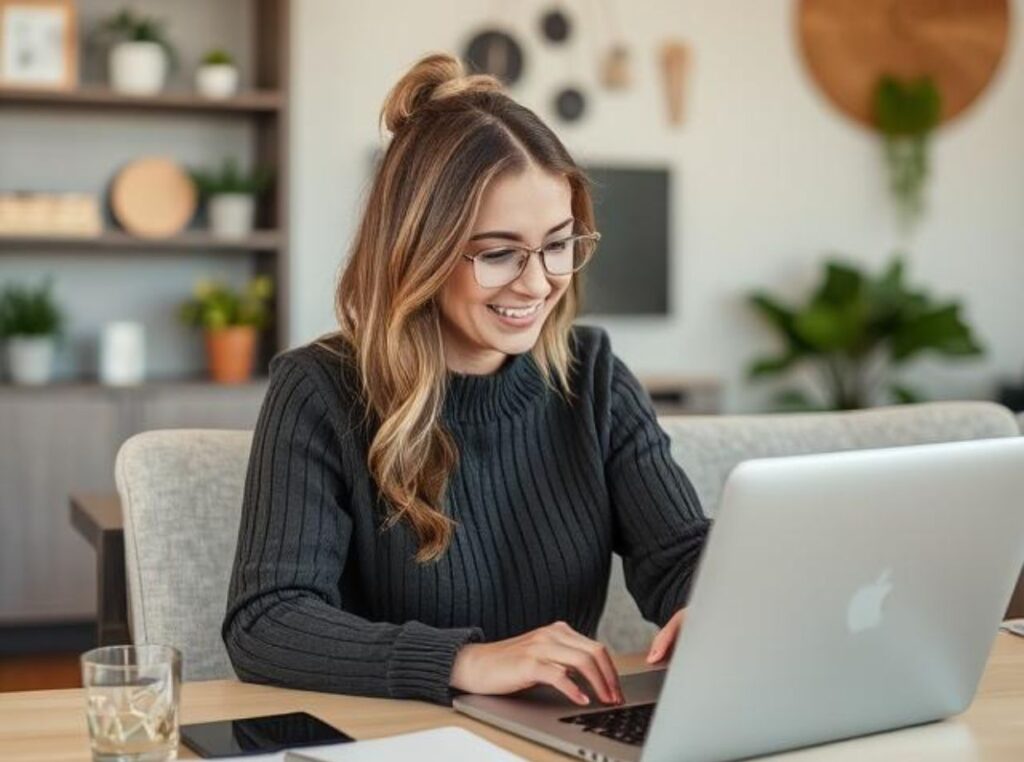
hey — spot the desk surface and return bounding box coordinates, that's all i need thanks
[1,635,1022,761]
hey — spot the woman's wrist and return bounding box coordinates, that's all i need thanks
[449,641,484,692]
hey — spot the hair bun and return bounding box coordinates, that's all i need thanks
[380,53,504,134]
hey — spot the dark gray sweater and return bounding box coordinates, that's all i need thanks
[222,325,709,705]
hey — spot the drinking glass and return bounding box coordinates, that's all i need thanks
[81,645,181,762]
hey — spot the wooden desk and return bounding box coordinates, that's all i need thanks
[1,635,1022,761]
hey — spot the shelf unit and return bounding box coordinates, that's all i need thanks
[0,0,291,372]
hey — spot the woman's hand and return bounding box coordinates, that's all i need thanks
[450,620,623,706]
[646,608,687,665]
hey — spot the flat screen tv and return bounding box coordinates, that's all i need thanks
[579,165,671,316]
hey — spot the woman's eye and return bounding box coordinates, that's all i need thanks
[544,240,569,253]
[479,249,518,264]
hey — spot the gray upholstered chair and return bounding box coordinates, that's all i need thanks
[116,402,1022,680]
[115,429,252,680]
[596,401,1024,652]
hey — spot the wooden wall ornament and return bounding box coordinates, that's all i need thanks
[110,157,196,239]
[798,0,1011,129]
[659,40,690,126]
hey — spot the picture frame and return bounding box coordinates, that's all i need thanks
[0,0,77,90]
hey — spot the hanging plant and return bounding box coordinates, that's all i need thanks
[873,75,941,232]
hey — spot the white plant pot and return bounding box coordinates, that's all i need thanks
[109,41,168,95]
[7,335,56,386]
[208,193,255,239]
[195,64,239,99]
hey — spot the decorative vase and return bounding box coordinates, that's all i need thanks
[99,321,146,385]
[208,193,255,239]
[205,326,257,383]
[109,41,168,95]
[7,335,56,386]
[195,64,239,99]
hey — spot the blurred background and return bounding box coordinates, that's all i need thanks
[1,0,1021,689]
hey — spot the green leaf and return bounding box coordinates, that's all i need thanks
[889,304,984,362]
[889,382,924,405]
[874,76,941,136]
[794,302,864,351]
[747,353,800,379]
[813,261,863,306]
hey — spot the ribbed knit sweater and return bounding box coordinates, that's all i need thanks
[222,325,710,706]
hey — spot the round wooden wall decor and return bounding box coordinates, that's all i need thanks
[797,0,1010,129]
[110,157,197,239]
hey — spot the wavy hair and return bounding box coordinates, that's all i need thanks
[316,52,595,562]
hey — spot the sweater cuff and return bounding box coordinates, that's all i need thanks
[386,620,484,705]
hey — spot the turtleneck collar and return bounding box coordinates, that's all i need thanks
[444,351,548,424]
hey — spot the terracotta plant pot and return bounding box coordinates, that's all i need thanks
[205,326,257,383]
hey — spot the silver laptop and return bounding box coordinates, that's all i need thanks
[454,437,1024,762]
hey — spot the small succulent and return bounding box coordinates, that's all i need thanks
[0,277,64,338]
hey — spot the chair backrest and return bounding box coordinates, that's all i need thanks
[596,401,1022,652]
[115,429,252,681]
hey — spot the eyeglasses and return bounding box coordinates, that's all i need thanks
[462,231,601,289]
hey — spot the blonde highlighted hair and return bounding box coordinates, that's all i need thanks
[316,53,595,562]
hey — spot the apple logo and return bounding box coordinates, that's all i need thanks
[847,569,893,633]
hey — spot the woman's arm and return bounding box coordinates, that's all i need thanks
[605,355,711,627]
[221,353,482,705]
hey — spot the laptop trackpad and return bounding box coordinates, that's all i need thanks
[512,667,667,708]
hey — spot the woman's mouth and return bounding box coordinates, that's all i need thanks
[487,301,544,326]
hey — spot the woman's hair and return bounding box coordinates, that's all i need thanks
[317,52,595,562]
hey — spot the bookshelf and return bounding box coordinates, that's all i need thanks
[0,0,291,374]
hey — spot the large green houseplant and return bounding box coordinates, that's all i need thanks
[747,256,983,411]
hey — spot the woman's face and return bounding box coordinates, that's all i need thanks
[438,164,574,375]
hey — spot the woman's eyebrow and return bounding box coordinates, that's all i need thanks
[469,217,574,242]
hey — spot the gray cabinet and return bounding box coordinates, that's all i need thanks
[0,381,267,624]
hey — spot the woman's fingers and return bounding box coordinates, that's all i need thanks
[537,642,617,704]
[548,624,622,703]
[647,609,686,664]
[534,662,591,706]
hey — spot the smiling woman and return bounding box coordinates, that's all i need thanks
[222,52,710,709]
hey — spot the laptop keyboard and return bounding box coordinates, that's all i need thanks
[559,702,655,746]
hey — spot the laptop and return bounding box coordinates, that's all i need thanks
[453,437,1024,762]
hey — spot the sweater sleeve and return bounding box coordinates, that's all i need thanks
[222,353,483,705]
[605,355,711,627]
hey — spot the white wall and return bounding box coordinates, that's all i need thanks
[290,0,1024,412]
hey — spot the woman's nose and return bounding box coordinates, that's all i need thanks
[512,252,553,298]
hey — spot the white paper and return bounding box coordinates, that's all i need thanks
[240,725,525,762]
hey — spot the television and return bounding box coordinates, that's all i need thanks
[579,165,671,316]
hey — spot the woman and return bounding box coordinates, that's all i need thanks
[223,53,710,708]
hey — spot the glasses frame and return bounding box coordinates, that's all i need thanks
[461,231,602,289]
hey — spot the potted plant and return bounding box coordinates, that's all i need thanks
[0,277,64,386]
[94,9,177,95]
[874,75,941,234]
[746,255,983,411]
[191,159,273,240]
[179,276,273,384]
[195,48,239,99]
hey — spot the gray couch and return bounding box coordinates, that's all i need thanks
[115,401,1022,681]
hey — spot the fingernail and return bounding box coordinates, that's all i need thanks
[581,694,591,705]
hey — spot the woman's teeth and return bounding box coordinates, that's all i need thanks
[488,303,542,318]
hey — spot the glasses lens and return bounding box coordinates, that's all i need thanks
[541,237,575,275]
[474,248,525,288]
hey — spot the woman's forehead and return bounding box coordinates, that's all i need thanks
[473,166,572,235]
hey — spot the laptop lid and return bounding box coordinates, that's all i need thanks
[642,437,1024,762]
